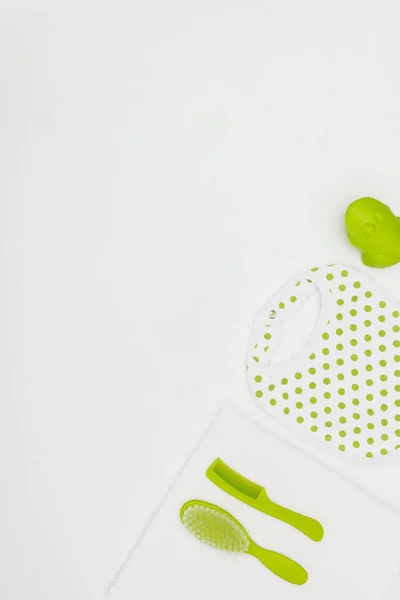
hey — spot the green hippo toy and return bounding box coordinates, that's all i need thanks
[345,197,400,268]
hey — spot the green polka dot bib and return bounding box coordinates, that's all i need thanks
[246,264,400,461]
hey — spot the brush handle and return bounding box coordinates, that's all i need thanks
[248,542,308,585]
[260,491,324,542]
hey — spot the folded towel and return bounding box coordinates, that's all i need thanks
[109,408,400,599]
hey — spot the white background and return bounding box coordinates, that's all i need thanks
[3,1,400,599]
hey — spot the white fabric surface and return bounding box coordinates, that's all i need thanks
[386,578,400,600]
[109,408,400,600]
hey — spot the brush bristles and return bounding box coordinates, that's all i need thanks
[213,460,262,500]
[181,503,249,553]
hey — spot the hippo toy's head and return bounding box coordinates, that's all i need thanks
[345,197,391,249]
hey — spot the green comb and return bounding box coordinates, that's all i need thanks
[206,458,324,542]
[180,499,308,585]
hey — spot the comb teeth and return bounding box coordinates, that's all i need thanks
[213,460,263,500]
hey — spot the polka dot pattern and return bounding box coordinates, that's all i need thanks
[247,264,400,461]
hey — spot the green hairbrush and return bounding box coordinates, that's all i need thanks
[180,499,308,585]
[206,458,324,542]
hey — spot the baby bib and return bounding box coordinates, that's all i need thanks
[246,264,400,462]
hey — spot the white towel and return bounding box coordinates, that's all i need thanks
[109,408,400,600]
